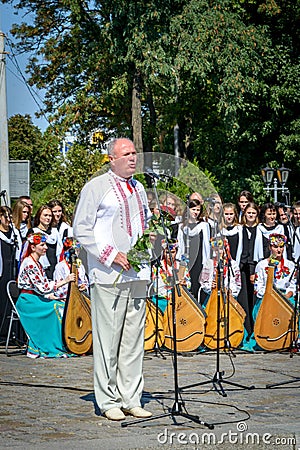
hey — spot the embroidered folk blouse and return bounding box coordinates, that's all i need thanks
[254,257,297,299]
[151,259,191,302]
[18,255,58,297]
[73,169,151,285]
[53,259,89,299]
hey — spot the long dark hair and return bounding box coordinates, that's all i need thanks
[34,205,53,227]
[182,199,204,226]
[48,199,69,226]
[259,202,276,223]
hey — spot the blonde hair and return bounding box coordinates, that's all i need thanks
[12,200,31,230]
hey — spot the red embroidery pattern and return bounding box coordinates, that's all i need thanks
[109,172,146,238]
[110,175,132,237]
[99,244,114,264]
[134,186,146,233]
[264,259,290,280]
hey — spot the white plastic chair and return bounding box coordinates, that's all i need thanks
[5,280,28,355]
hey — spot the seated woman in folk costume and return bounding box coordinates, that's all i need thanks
[53,236,89,300]
[244,233,298,352]
[151,239,191,314]
[16,232,75,358]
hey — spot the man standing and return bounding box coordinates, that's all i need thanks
[73,138,152,421]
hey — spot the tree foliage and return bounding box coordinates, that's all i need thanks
[48,143,109,216]
[4,0,300,204]
[8,114,60,187]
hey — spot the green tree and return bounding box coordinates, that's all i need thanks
[4,0,299,202]
[49,143,109,216]
[8,114,60,189]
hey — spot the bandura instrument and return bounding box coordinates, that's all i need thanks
[163,285,206,352]
[144,298,165,351]
[62,254,93,355]
[254,264,297,351]
[204,272,246,349]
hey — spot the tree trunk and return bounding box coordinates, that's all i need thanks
[131,70,143,153]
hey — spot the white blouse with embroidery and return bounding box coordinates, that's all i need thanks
[18,255,57,297]
[254,257,296,299]
[53,259,88,299]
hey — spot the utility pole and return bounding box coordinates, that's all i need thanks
[0,31,10,206]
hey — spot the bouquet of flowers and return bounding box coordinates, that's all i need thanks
[114,214,168,285]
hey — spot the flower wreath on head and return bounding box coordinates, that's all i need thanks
[210,237,232,278]
[18,232,48,268]
[269,234,287,267]
[210,237,224,249]
[60,236,81,263]
[161,238,178,252]
[27,233,47,245]
[269,233,287,247]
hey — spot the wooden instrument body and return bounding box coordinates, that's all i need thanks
[163,285,206,352]
[254,265,297,351]
[144,298,165,350]
[62,256,93,355]
[204,275,246,349]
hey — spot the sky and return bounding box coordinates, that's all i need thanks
[1,4,49,131]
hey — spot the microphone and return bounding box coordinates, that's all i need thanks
[0,190,6,197]
[145,167,165,181]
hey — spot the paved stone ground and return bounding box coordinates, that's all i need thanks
[0,345,299,449]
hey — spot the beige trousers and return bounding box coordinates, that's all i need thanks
[91,281,147,413]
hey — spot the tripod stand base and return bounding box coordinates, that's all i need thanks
[179,371,255,397]
[266,378,300,389]
[145,343,167,359]
[121,400,214,429]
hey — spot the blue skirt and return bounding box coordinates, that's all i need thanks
[16,293,72,358]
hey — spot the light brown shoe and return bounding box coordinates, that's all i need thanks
[104,407,126,421]
[123,406,152,418]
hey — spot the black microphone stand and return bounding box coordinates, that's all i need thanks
[222,241,247,355]
[222,243,234,355]
[144,180,166,359]
[122,171,214,429]
[147,255,166,359]
[266,254,300,388]
[179,242,254,397]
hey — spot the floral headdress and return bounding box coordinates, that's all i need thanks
[161,238,178,251]
[18,232,47,265]
[210,237,231,261]
[160,206,176,220]
[59,236,81,262]
[27,233,47,245]
[210,237,224,249]
[269,233,287,247]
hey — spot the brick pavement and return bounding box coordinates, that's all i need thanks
[0,346,299,449]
